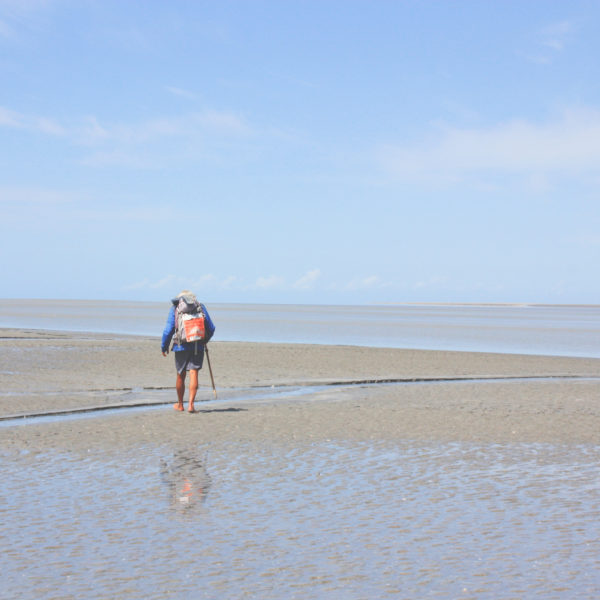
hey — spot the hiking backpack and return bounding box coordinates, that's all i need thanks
[174,296,211,345]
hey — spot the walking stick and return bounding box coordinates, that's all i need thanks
[205,345,217,398]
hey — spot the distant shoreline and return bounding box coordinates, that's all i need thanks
[381,301,600,308]
[1,301,599,359]
[0,297,599,308]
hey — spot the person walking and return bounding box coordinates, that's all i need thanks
[161,290,215,413]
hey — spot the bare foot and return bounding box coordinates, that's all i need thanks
[173,403,184,411]
[188,405,195,413]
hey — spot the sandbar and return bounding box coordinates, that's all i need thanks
[1,328,600,454]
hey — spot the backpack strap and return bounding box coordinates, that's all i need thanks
[173,304,181,346]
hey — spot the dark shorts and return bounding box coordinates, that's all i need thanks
[175,345,205,374]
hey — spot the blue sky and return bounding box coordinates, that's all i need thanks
[1,0,599,304]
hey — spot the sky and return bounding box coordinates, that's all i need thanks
[1,0,599,305]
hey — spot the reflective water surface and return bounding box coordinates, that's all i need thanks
[2,440,599,599]
[1,299,599,357]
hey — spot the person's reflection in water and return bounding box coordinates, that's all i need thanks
[161,449,212,512]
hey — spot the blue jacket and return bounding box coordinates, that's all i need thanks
[161,300,215,353]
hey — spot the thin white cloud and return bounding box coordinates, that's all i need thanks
[522,53,551,66]
[133,271,326,294]
[380,108,600,183]
[0,105,250,144]
[540,20,575,51]
[77,110,251,146]
[127,272,465,298]
[521,20,576,64]
[253,275,286,290]
[217,275,238,289]
[0,105,64,135]
[293,268,321,290]
[149,275,179,290]
[187,274,240,291]
[342,275,385,291]
[166,86,198,100]
[78,116,110,145]
[356,276,380,289]
[0,185,78,208]
[0,104,255,169]
[0,106,20,127]
[35,116,64,135]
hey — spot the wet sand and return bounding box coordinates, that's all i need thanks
[3,329,600,599]
[1,327,600,448]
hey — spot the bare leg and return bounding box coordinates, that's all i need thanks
[188,369,198,412]
[174,371,186,411]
